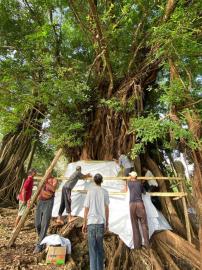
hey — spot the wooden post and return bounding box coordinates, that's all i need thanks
[179,179,191,243]
[7,148,63,247]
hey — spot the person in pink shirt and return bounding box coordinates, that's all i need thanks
[14,168,37,230]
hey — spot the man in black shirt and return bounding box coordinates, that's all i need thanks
[127,171,149,249]
[57,166,91,224]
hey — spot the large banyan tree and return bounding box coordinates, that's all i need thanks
[0,0,202,269]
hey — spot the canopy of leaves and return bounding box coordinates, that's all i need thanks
[0,0,201,159]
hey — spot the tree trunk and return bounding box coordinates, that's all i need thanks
[0,131,32,205]
[80,107,134,160]
[169,59,202,266]
[0,107,44,205]
[145,154,187,237]
[51,217,200,270]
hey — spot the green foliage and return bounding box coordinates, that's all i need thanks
[130,143,144,159]
[0,0,201,165]
[100,98,123,112]
[31,142,55,174]
[159,79,187,106]
[130,113,198,157]
[100,97,136,113]
[150,2,202,65]
[0,0,91,149]
[131,115,167,143]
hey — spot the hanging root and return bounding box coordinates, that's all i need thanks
[0,107,44,205]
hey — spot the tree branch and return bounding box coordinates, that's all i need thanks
[88,0,114,97]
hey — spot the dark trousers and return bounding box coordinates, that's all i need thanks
[35,197,54,247]
[58,186,71,216]
[129,201,149,249]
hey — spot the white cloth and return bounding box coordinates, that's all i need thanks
[145,170,158,187]
[84,184,109,225]
[119,155,134,169]
[40,234,71,254]
[52,161,171,249]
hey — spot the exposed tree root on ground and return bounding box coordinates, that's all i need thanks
[0,208,199,270]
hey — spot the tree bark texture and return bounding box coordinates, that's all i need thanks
[0,106,44,205]
[50,217,200,270]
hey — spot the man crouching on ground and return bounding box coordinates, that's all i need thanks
[82,173,109,270]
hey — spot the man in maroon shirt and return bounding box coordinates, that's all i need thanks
[34,173,57,253]
[14,168,37,230]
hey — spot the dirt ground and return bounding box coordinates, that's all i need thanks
[0,207,72,270]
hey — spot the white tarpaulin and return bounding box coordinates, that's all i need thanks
[52,161,171,248]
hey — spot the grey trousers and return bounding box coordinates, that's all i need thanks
[58,186,71,216]
[35,197,54,247]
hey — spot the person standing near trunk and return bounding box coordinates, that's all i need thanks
[117,152,134,176]
[56,166,91,224]
[34,173,57,253]
[82,173,109,270]
[127,171,149,249]
[14,168,37,230]
[142,167,162,211]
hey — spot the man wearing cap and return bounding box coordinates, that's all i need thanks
[127,171,149,249]
[82,173,109,270]
[57,166,91,224]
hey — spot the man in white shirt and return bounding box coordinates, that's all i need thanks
[82,174,109,270]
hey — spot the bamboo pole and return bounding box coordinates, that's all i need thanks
[7,148,63,247]
[148,192,187,197]
[179,179,191,243]
[34,176,183,181]
[70,189,187,197]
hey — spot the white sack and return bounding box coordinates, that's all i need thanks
[40,234,71,254]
